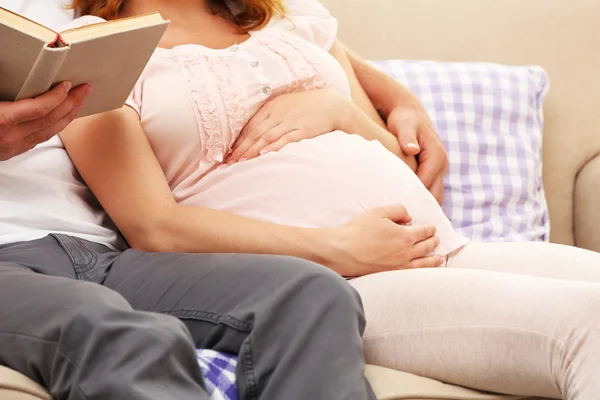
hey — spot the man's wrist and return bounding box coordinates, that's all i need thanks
[296,227,349,275]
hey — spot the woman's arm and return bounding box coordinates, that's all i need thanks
[59,107,441,275]
[328,41,387,128]
[60,107,327,257]
[340,42,449,204]
[328,41,417,171]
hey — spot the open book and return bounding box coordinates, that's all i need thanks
[0,7,169,117]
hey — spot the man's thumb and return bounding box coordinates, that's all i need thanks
[399,131,421,156]
[370,204,412,224]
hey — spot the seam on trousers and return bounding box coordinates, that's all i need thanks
[71,237,98,276]
[0,332,89,400]
[49,234,82,280]
[241,337,260,400]
[0,263,34,272]
[164,309,260,398]
[163,309,253,332]
[49,234,97,280]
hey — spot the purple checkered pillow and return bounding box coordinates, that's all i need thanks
[372,60,550,242]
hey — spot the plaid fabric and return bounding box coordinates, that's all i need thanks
[196,349,238,400]
[372,60,551,242]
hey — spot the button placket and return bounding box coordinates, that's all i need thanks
[237,42,272,99]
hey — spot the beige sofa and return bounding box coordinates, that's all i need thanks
[2,0,598,399]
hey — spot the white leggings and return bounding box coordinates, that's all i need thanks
[349,241,600,400]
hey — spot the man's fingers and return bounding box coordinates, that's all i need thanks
[398,128,420,156]
[415,153,440,189]
[369,204,412,223]
[21,84,91,135]
[4,81,72,125]
[408,236,440,260]
[404,254,445,269]
[20,102,85,151]
[429,176,445,206]
[407,224,437,243]
[388,109,421,155]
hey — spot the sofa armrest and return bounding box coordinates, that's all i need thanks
[365,365,520,400]
[574,154,600,252]
[0,366,51,400]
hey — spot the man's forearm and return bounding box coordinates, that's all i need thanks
[133,204,345,273]
[342,43,421,119]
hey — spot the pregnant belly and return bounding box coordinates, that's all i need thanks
[184,131,468,255]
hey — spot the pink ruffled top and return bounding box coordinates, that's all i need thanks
[69,0,469,256]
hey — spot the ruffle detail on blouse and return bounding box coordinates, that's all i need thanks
[180,53,224,163]
[210,56,246,151]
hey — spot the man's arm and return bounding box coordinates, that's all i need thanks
[0,82,91,161]
[60,106,443,276]
[341,42,449,204]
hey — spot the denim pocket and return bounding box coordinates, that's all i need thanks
[50,234,99,281]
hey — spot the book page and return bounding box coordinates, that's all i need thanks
[54,17,169,117]
[60,13,166,44]
[0,6,57,43]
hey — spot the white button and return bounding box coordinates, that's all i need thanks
[262,86,272,95]
[251,61,259,68]
[230,45,239,52]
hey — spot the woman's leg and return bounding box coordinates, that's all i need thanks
[448,241,600,282]
[349,268,600,400]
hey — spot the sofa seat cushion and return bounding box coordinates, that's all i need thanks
[365,365,522,400]
[0,364,528,400]
[0,366,50,400]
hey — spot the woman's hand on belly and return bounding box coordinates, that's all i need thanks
[226,88,418,171]
[227,89,351,163]
[325,204,445,277]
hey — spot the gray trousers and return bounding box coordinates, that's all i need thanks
[0,234,375,400]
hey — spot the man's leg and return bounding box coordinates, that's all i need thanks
[0,237,210,400]
[103,249,376,400]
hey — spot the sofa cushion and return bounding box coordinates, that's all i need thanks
[365,365,520,400]
[372,60,550,243]
[0,364,528,400]
[0,366,51,400]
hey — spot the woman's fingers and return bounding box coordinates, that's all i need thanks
[237,123,292,161]
[259,129,304,155]
[229,117,279,160]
